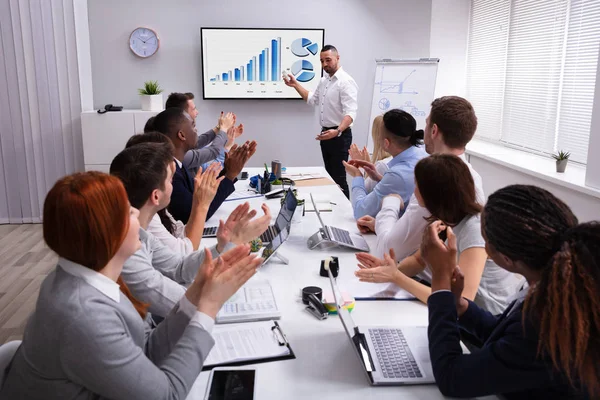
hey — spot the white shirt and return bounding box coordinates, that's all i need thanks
[59,257,214,333]
[148,211,194,256]
[374,153,484,260]
[307,67,358,127]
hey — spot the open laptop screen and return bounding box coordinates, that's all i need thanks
[310,193,327,230]
[274,189,297,232]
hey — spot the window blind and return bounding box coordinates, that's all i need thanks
[467,0,600,164]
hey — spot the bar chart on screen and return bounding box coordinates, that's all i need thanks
[201,28,324,99]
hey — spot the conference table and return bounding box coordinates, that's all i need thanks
[186,167,499,400]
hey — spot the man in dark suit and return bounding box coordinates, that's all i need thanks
[152,107,256,223]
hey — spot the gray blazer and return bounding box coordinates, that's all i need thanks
[183,128,227,174]
[0,265,214,400]
[121,228,233,318]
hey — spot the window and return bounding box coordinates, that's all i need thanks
[466,0,600,164]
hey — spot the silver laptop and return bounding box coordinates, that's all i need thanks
[307,193,369,252]
[328,268,434,385]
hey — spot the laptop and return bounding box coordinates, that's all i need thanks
[260,223,290,265]
[203,189,297,240]
[308,193,369,252]
[328,268,435,385]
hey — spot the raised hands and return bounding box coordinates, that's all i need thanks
[224,140,257,181]
[420,221,458,292]
[218,112,236,132]
[354,249,399,284]
[348,160,383,182]
[349,144,370,162]
[356,215,376,234]
[216,202,271,251]
[185,245,262,318]
[192,163,224,210]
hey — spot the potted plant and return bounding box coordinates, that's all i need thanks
[553,150,570,173]
[138,80,163,111]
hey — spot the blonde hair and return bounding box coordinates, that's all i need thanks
[371,115,390,163]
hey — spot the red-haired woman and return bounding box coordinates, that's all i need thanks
[1,172,262,399]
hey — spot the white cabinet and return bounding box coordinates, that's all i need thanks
[81,109,158,172]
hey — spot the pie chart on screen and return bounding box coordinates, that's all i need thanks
[291,60,315,82]
[291,38,319,57]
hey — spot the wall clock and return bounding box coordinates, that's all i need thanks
[129,27,159,58]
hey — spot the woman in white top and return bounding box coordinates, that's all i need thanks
[349,115,392,193]
[355,154,522,314]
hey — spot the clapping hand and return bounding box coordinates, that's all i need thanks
[216,203,271,250]
[356,215,376,234]
[192,163,224,209]
[354,249,399,284]
[342,160,362,178]
[348,160,383,182]
[349,144,370,162]
[185,245,262,318]
[420,221,458,292]
[218,112,236,132]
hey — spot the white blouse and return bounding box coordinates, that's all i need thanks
[147,210,194,256]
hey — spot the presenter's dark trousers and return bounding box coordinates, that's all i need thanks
[320,127,352,199]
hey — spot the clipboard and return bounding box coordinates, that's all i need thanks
[202,321,296,371]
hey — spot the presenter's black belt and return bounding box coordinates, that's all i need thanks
[321,126,352,134]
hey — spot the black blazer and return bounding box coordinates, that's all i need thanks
[168,161,235,224]
[427,291,588,400]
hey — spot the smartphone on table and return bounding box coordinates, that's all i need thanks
[205,368,256,400]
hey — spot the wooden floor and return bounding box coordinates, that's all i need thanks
[0,224,56,344]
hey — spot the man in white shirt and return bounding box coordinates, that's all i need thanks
[284,44,358,198]
[360,96,484,260]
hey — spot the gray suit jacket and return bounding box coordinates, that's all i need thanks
[183,128,227,174]
[121,228,233,318]
[0,265,214,400]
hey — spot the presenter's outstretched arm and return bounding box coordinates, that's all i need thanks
[283,73,309,101]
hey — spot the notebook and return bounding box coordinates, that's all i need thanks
[216,279,280,323]
[203,321,295,370]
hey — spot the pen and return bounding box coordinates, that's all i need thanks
[264,163,269,174]
[330,202,337,205]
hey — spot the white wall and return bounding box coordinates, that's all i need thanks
[430,0,470,98]
[469,155,600,222]
[86,0,432,167]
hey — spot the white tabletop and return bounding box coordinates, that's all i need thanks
[186,167,498,400]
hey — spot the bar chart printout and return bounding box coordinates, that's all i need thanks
[202,28,324,99]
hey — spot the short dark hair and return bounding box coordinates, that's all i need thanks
[429,96,477,149]
[414,154,482,226]
[321,44,338,53]
[383,109,423,147]
[184,92,194,100]
[165,92,189,110]
[109,143,173,208]
[143,116,156,133]
[125,131,174,151]
[152,107,187,140]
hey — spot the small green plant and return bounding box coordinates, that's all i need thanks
[552,150,571,161]
[138,80,163,95]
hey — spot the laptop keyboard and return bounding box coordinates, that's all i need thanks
[369,328,422,379]
[330,227,353,245]
[260,225,278,242]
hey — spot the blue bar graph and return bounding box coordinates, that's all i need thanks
[212,37,282,83]
[271,39,278,81]
[259,50,267,81]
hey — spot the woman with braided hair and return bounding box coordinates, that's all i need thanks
[422,184,597,399]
